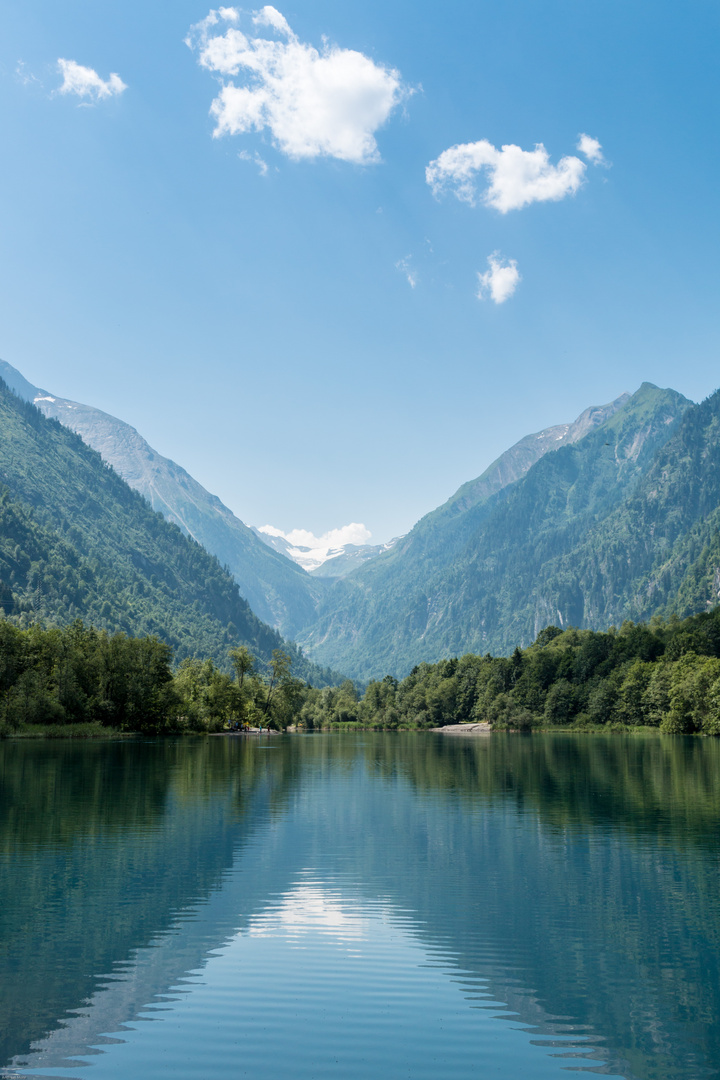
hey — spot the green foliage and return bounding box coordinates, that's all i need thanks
[0,620,176,733]
[173,658,241,732]
[0,622,307,735]
[296,607,720,734]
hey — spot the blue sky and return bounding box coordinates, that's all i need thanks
[1,0,719,545]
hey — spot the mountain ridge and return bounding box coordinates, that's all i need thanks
[0,360,324,638]
[297,383,697,679]
[0,377,339,685]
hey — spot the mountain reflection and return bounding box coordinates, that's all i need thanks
[1,733,719,1080]
[0,738,301,1067]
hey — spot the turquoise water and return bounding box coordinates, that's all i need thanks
[1,733,719,1080]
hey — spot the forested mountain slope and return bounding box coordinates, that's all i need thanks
[357,391,632,584]
[427,391,630,535]
[0,379,337,684]
[299,383,696,679]
[552,387,720,625]
[0,360,323,638]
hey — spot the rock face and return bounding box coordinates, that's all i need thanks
[0,361,324,638]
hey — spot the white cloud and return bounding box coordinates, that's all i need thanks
[577,132,606,165]
[186,7,407,163]
[238,149,269,175]
[249,884,374,941]
[477,252,521,304]
[261,522,371,548]
[57,59,126,101]
[252,5,294,37]
[395,255,417,289]
[426,139,586,212]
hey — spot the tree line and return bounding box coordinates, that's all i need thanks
[0,620,304,735]
[3,605,720,736]
[299,606,720,734]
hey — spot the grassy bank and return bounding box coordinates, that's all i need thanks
[9,722,125,739]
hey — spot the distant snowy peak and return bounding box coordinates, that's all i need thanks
[253,525,400,578]
[311,539,401,579]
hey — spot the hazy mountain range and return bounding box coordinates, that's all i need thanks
[4,357,720,683]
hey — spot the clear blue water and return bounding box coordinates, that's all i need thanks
[1,732,719,1080]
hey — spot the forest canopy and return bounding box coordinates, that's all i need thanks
[298,605,720,735]
[3,604,720,736]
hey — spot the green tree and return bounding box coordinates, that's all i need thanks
[262,649,294,726]
[229,645,255,690]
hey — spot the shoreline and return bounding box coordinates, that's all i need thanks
[432,722,492,736]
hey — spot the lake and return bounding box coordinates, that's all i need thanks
[1,732,719,1080]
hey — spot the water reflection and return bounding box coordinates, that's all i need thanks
[0,733,718,1080]
[0,738,298,1067]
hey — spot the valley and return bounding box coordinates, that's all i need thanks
[3,358,720,689]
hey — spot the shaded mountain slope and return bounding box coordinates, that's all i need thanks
[0,360,323,638]
[299,384,694,679]
[0,379,337,683]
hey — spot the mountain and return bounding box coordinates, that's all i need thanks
[298,384,697,680]
[365,391,633,580]
[550,387,720,626]
[7,356,713,687]
[309,540,401,579]
[0,360,323,639]
[253,393,630,583]
[434,392,630,523]
[0,378,338,685]
[252,526,399,578]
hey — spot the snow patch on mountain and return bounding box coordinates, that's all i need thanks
[253,523,400,577]
[255,523,372,573]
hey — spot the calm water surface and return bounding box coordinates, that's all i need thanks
[1,732,719,1080]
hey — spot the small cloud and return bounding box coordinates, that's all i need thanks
[477,252,520,304]
[57,59,126,101]
[252,5,295,37]
[426,139,586,212]
[577,132,607,166]
[395,255,417,289]
[16,61,41,87]
[260,522,372,549]
[238,149,268,174]
[186,6,409,164]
